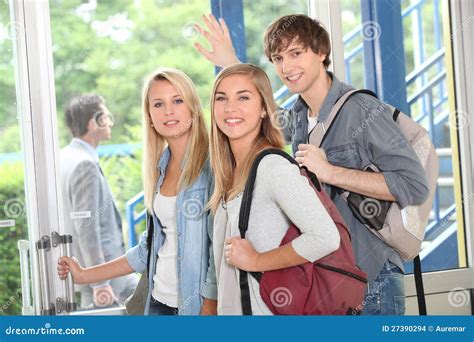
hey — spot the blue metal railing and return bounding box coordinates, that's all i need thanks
[125,191,146,247]
[0,143,141,164]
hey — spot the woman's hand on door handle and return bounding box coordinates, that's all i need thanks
[57,256,87,284]
[58,255,134,285]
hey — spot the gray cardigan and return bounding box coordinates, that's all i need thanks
[213,154,340,315]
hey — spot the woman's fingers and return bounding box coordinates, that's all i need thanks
[57,257,71,280]
[224,243,233,264]
[205,14,223,36]
[194,42,213,60]
[219,18,232,43]
[202,14,229,45]
[57,266,69,280]
[202,14,217,36]
[57,255,82,277]
[194,24,219,52]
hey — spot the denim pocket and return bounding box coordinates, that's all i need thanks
[361,292,382,315]
[394,295,406,316]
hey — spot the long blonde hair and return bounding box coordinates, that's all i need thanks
[142,67,209,211]
[208,63,285,213]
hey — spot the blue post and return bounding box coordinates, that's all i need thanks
[345,60,352,85]
[126,204,137,248]
[433,0,445,101]
[210,0,247,74]
[361,0,410,115]
[416,4,429,121]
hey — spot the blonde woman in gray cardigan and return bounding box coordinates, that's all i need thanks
[208,63,340,315]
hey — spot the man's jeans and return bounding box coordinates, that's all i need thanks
[361,261,406,315]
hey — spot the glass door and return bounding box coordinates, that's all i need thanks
[1,0,68,315]
[0,0,31,316]
[4,0,217,316]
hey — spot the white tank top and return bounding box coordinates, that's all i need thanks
[152,191,179,307]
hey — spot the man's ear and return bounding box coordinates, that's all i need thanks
[86,117,96,132]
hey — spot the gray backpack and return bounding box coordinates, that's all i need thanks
[309,89,439,261]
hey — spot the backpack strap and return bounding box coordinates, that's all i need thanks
[308,89,428,314]
[393,108,401,121]
[238,148,322,237]
[238,148,321,315]
[145,213,154,274]
[414,255,427,315]
[309,89,377,147]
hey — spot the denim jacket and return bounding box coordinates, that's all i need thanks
[126,148,217,315]
[280,72,429,282]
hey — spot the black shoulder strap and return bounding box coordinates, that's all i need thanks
[237,148,322,315]
[146,213,154,273]
[239,148,294,238]
[393,108,401,121]
[414,255,427,315]
[238,148,321,238]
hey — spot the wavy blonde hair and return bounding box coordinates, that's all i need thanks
[208,63,285,213]
[142,67,209,211]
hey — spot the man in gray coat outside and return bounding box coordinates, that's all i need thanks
[60,94,137,309]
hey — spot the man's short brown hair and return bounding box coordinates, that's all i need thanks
[65,94,105,137]
[263,14,331,69]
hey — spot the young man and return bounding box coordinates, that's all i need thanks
[60,94,138,309]
[195,14,429,315]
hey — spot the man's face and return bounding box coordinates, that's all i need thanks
[270,40,327,96]
[92,104,113,141]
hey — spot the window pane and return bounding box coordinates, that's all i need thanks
[340,0,466,273]
[0,1,28,315]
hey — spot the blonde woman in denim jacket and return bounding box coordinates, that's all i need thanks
[58,68,217,315]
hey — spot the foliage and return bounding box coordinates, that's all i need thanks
[100,124,144,246]
[0,162,26,315]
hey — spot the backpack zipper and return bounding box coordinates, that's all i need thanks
[316,263,368,283]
